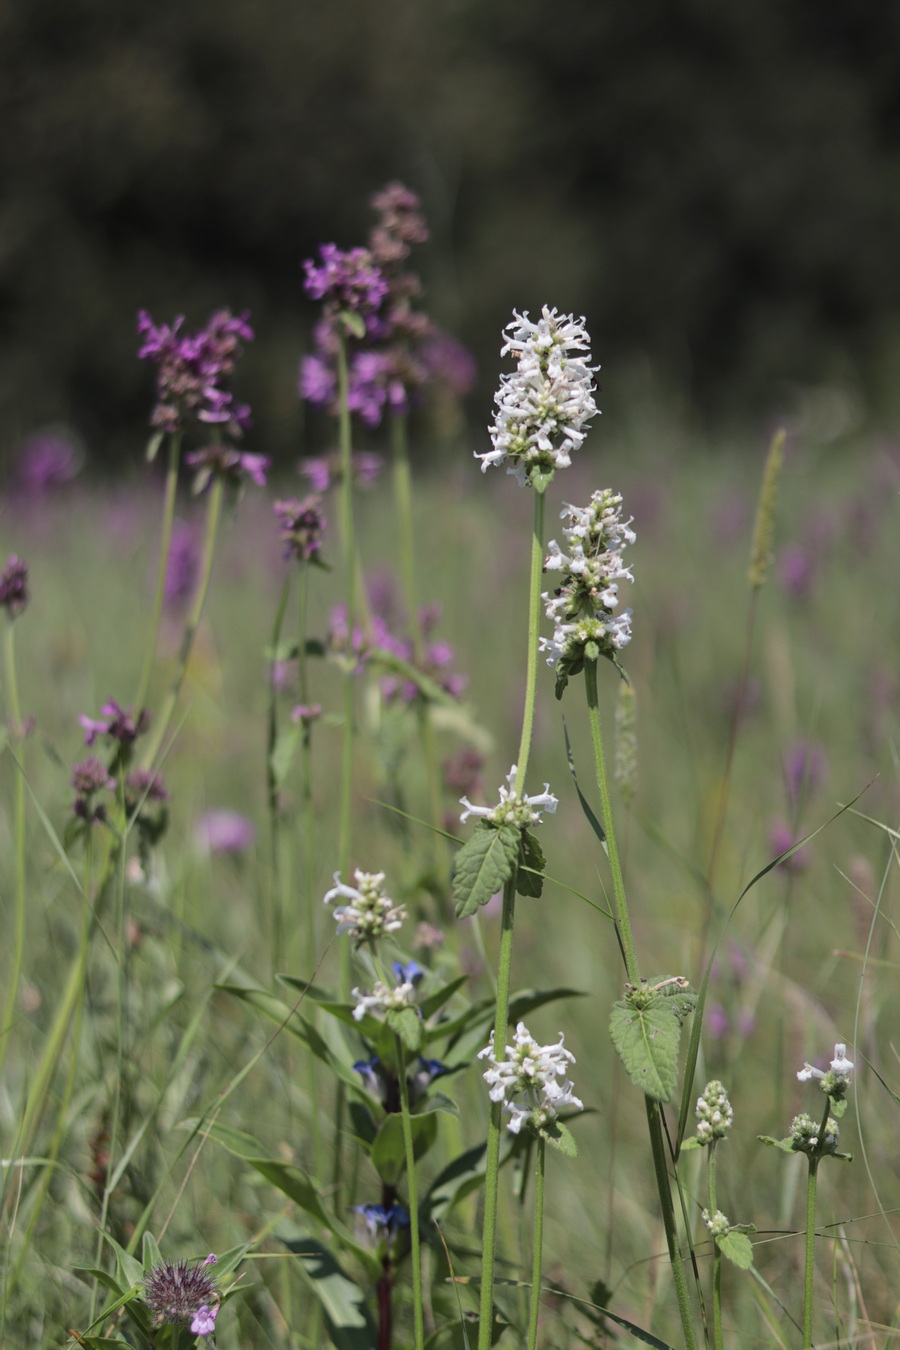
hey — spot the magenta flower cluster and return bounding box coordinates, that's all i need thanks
[137,308,254,437]
[273,495,326,562]
[300,183,474,427]
[329,595,466,705]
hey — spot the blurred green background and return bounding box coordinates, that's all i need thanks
[3,0,900,466]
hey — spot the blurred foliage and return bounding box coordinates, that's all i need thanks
[3,0,900,468]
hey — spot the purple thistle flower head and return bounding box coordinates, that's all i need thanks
[71,756,116,822]
[195,809,256,856]
[16,427,81,493]
[302,244,388,314]
[0,556,28,618]
[143,1254,219,1329]
[137,307,253,437]
[273,495,326,563]
[125,767,170,809]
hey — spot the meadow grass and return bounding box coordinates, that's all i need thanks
[0,408,898,1350]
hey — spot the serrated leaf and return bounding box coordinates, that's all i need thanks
[543,1120,577,1156]
[386,1006,424,1053]
[717,1230,754,1269]
[452,822,519,919]
[516,829,546,898]
[757,1134,797,1153]
[609,1000,682,1101]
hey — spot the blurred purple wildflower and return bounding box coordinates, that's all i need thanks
[706,1002,730,1040]
[273,496,326,563]
[303,243,388,314]
[0,556,28,618]
[300,184,474,427]
[137,308,253,437]
[291,703,322,726]
[782,739,827,805]
[443,748,485,799]
[778,544,816,600]
[770,817,809,870]
[195,809,256,855]
[163,520,201,612]
[185,446,270,494]
[80,700,150,749]
[414,921,445,953]
[299,450,384,493]
[72,756,116,821]
[329,589,467,704]
[125,767,170,809]
[16,428,81,493]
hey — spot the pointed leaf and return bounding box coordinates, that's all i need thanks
[280,1227,378,1350]
[419,974,469,1021]
[543,1120,577,1157]
[516,829,546,898]
[141,1231,163,1274]
[609,1000,682,1101]
[452,822,519,919]
[370,1112,438,1185]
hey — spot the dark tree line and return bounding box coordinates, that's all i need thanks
[2,0,899,468]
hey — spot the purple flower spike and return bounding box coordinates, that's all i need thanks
[164,521,201,612]
[184,446,270,494]
[302,244,388,313]
[273,496,326,562]
[137,307,253,437]
[770,817,809,870]
[0,556,28,618]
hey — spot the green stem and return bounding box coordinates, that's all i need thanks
[526,1134,546,1350]
[645,1098,698,1350]
[141,472,224,768]
[0,619,26,1087]
[477,873,517,1350]
[134,431,181,713]
[803,1157,818,1348]
[513,491,545,793]
[395,1036,425,1350]
[478,490,546,1350]
[708,1144,723,1350]
[390,412,422,659]
[583,659,639,984]
[336,332,356,891]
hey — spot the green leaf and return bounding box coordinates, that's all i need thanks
[419,974,469,1022]
[270,723,302,789]
[543,1120,577,1156]
[280,1226,378,1350]
[423,1143,486,1222]
[717,1230,754,1269]
[101,1232,145,1294]
[452,821,519,919]
[386,1006,424,1053]
[609,999,682,1101]
[530,467,554,493]
[370,1112,438,1185]
[415,1091,459,1117]
[563,721,606,847]
[516,829,546,898]
[757,1134,797,1153]
[145,430,165,463]
[77,1340,136,1349]
[141,1231,163,1274]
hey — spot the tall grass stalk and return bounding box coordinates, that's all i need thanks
[0,617,27,1089]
